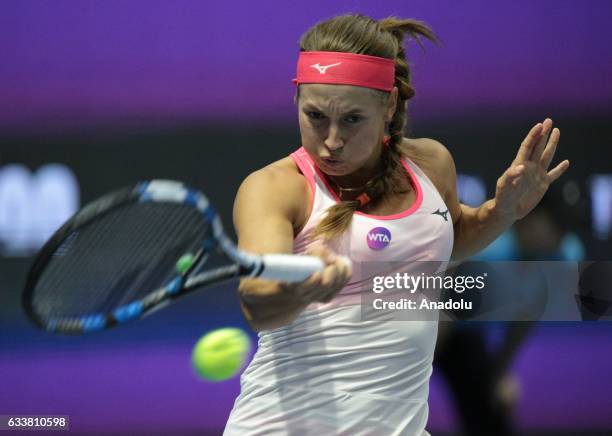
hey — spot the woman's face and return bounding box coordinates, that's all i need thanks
[297,84,397,179]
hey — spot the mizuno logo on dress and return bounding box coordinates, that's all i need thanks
[310,62,342,74]
[431,208,450,221]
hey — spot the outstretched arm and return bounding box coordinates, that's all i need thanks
[448,118,570,261]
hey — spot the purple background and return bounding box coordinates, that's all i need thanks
[2,0,612,130]
[2,324,612,434]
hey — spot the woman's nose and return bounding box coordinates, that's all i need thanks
[324,124,344,151]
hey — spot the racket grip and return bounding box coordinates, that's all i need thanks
[259,254,326,282]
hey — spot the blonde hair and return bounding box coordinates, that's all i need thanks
[297,14,438,240]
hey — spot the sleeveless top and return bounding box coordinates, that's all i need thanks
[224,147,454,436]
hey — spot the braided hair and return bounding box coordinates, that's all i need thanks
[297,14,438,240]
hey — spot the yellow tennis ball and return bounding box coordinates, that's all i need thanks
[191,327,252,381]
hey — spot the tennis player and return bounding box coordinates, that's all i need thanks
[224,13,569,435]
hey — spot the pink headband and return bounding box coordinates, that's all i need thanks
[292,51,395,92]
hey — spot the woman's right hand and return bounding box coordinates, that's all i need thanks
[283,245,352,304]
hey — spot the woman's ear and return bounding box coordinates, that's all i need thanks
[293,87,300,105]
[385,87,398,121]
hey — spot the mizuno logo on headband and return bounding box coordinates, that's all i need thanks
[310,62,342,74]
[294,52,395,91]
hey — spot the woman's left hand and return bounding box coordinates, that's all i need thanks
[492,118,570,221]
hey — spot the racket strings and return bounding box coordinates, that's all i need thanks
[32,202,209,319]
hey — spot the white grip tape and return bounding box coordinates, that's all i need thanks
[259,254,325,282]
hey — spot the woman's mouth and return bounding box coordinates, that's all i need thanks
[320,157,343,168]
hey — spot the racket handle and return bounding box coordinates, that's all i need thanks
[259,254,326,282]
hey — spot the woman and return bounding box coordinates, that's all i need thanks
[225,13,568,435]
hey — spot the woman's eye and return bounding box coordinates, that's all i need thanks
[306,111,324,120]
[344,115,362,124]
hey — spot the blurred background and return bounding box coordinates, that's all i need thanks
[1,0,611,434]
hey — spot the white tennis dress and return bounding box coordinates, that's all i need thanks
[224,147,454,435]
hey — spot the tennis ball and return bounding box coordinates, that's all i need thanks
[176,253,195,274]
[191,327,252,381]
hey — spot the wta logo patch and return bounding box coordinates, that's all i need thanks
[366,227,391,250]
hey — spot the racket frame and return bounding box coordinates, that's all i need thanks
[22,181,262,334]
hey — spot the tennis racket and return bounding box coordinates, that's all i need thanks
[22,180,327,334]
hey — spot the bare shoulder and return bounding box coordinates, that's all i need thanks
[400,137,457,197]
[401,137,455,170]
[234,157,310,234]
[238,157,309,209]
